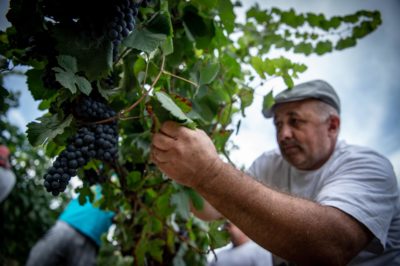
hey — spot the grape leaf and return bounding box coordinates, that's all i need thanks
[262,90,275,115]
[184,187,203,211]
[53,26,112,80]
[123,28,166,54]
[208,221,230,248]
[26,68,57,100]
[147,11,173,36]
[154,91,196,129]
[26,114,73,146]
[199,62,220,86]
[53,55,92,95]
[217,0,235,33]
[170,189,190,220]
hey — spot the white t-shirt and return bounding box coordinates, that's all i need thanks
[208,241,273,266]
[248,141,400,266]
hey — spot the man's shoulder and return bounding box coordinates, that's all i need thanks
[258,148,283,160]
[248,148,288,176]
[331,141,396,178]
[334,141,392,164]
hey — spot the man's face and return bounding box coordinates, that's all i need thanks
[273,99,338,170]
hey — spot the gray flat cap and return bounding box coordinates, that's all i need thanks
[262,79,341,118]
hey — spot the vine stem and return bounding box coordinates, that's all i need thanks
[120,55,166,115]
[119,115,144,121]
[93,54,197,126]
[162,70,199,88]
[92,56,166,125]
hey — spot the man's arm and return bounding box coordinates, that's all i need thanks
[190,197,222,221]
[151,122,373,265]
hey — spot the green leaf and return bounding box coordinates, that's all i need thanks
[306,13,324,27]
[315,41,333,55]
[218,0,235,33]
[293,63,307,74]
[208,221,229,248]
[280,9,305,27]
[126,171,143,191]
[154,91,196,128]
[26,114,73,146]
[171,189,190,220]
[170,93,193,113]
[336,37,357,50]
[246,5,270,23]
[262,90,275,113]
[184,187,203,211]
[250,56,265,79]
[199,62,220,86]
[147,11,173,37]
[135,237,148,265]
[144,216,163,235]
[148,239,165,262]
[53,55,92,95]
[161,36,174,56]
[57,54,77,73]
[156,193,175,217]
[238,88,254,116]
[182,5,216,49]
[263,58,276,76]
[76,185,94,205]
[294,42,313,55]
[213,129,232,152]
[353,21,374,38]
[282,74,294,88]
[53,26,112,80]
[123,28,167,54]
[26,68,57,100]
[329,16,342,29]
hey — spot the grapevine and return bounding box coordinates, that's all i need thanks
[1,0,382,264]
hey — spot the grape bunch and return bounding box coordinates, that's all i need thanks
[83,169,108,186]
[43,96,118,195]
[105,0,141,60]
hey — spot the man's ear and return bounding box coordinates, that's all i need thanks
[328,115,340,135]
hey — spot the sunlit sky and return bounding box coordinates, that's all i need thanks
[1,0,399,179]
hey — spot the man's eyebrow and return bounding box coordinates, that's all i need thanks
[286,111,299,117]
[274,111,299,120]
[273,111,302,124]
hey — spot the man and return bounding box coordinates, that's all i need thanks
[151,80,400,265]
[208,221,273,266]
[26,186,114,266]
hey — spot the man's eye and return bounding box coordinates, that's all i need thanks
[289,118,299,126]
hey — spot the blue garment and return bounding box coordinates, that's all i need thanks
[59,194,114,246]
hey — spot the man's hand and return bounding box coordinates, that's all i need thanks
[151,121,223,188]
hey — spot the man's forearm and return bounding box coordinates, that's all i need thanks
[194,161,371,265]
[190,199,223,221]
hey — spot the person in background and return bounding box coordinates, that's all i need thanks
[208,220,273,266]
[25,186,114,266]
[0,145,16,203]
[150,80,400,265]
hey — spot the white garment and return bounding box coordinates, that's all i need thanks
[0,167,16,203]
[248,140,400,266]
[208,241,273,266]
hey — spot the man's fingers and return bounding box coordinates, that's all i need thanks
[151,147,171,164]
[159,121,182,139]
[152,131,177,150]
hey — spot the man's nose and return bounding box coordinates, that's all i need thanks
[278,124,293,142]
